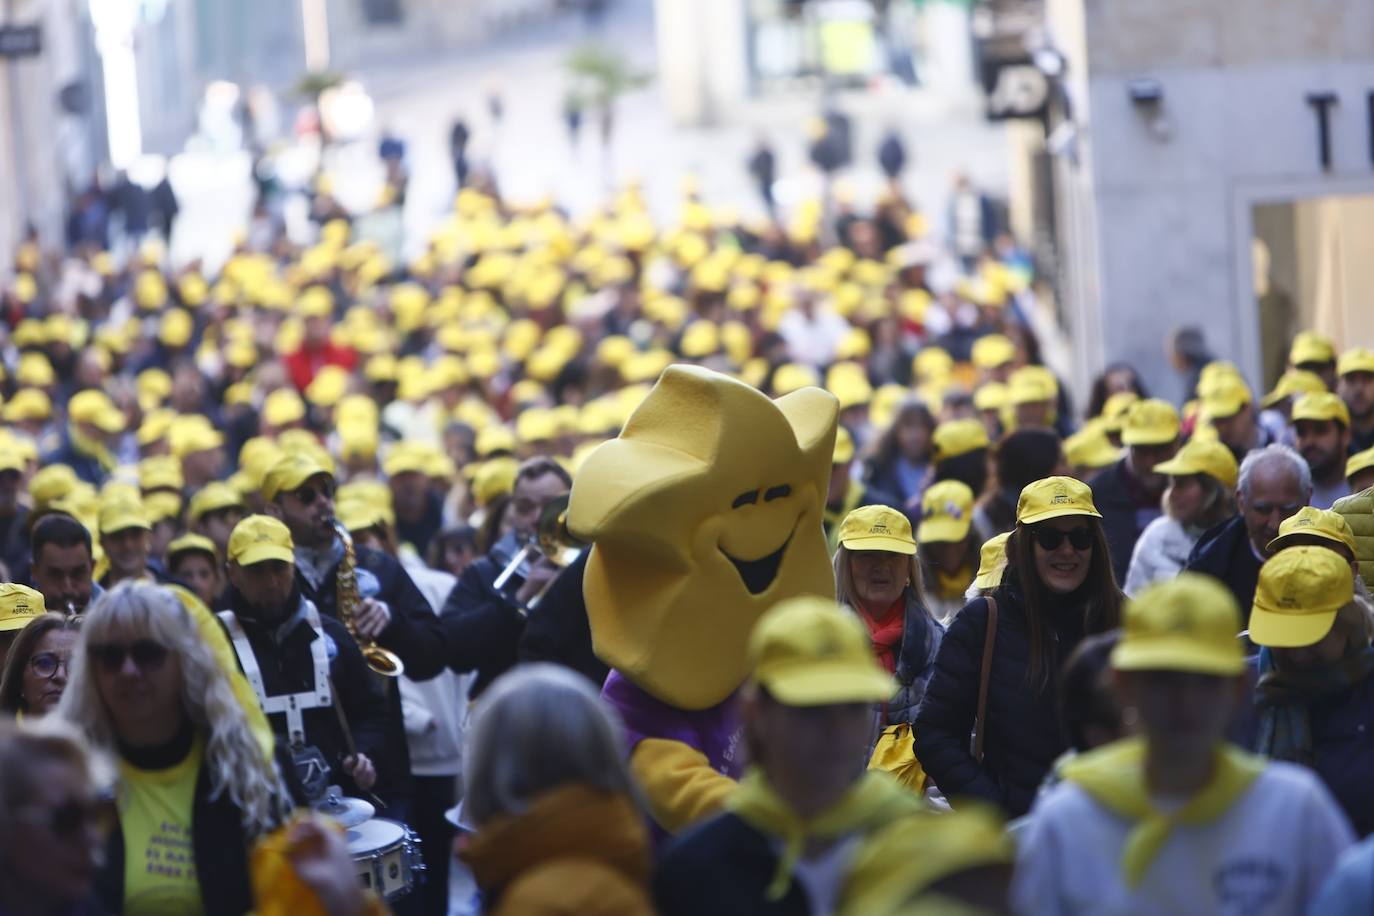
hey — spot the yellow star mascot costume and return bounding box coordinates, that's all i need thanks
[568,365,838,837]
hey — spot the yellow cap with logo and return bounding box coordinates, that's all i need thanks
[1250,546,1353,648]
[1290,331,1336,367]
[0,583,45,632]
[748,596,896,706]
[1112,574,1245,676]
[1152,438,1239,489]
[1016,476,1102,526]
[972,532,1010,591]
[261,453,334,502]
[228,515,295,566]
[1120,399,1180,446]
[917,481,974,544]
[1338,348,1374,377]
[838,505,916,555]
[1291,391,1350,427]
[1266,506,1357,556]
[1348,446,1374,483]
[99,499,151,535]
[932,419,989,463]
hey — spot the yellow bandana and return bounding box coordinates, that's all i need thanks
[727,767,923,901]
[1061,737,1265,888]
[70,424,118,473]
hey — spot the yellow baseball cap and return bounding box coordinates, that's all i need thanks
[1120,398,1181,446]
[187,482,246,523]
[166,533,217,564]
[1292,391,1351,427]
[0,447,22,476]
[475,425,517,458]
[471,457,518,507]
[1347,446,1374,483]
[917,481,974,544]
[99,499,151,535]
[1266,506,1357,556]
[748,596,896,706]
[144,491,182,525]
[0,583,46,632]
[972,532,1009,591]
[1152,438,1239,489]
[1338,348,1374,377]
[3,388,51,423]
[932,419,990,463]
[1099,391,1140,429]
[1112,574,1245,676]
[838,505,917,555]
[1290,331,1336,367]
[169,418,225,458]
[29,465,78,509]
[138,455,184,493]
[262,453,334,502]
[772,363,820,396]
[228,515,296,566]
[1063,425,1121,471]
[1199,375,1251,421]
[1016,476,1102,525]
[829,425,855,465]
[1250,546,1354,648]
[1008,365,1057,405]
[263,389,307,428]
[68,389,126,435]
[971,334,1017,371]
[973,382,1008,413]
[383,443,432,478]
[1260,369,1327,409]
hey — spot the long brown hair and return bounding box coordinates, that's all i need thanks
[1001,519,1123,691]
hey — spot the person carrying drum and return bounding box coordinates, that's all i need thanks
[218,515,391,803]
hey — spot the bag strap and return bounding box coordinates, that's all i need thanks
[972,595,999,762]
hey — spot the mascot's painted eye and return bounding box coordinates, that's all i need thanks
[732,490,759,509]
[764,485,791,502]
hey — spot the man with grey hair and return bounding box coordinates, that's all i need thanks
[1184,444,1312,621]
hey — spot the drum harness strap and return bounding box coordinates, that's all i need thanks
[218,603,332,750]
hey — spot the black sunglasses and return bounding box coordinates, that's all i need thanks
[28,652,69,680]
[292,483,335,506]
[88,639,169,674]
[1033,525,1094,552]
[14,792,116,838]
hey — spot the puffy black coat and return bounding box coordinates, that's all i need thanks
[1183,515,1261,623]
[913,576,1086,817]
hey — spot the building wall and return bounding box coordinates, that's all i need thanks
[1046,0,1374,405]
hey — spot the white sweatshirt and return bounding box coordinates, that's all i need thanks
[1012,762,1354,916]
[397,555,471,777]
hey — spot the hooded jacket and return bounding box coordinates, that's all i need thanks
[913,571,1088,817]
[460,785,653,916]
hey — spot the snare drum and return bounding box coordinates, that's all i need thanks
[347,817,424,901]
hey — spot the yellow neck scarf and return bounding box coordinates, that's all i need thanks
[727,766,923,901]
[1061,737,1265,888]
[70,424,118,472]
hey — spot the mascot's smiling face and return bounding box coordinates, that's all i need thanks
[568,365,838,710]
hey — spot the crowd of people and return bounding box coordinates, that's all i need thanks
[0,149,1372,915]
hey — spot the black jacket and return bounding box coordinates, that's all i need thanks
[517,550,611,688]
[1089,458,1160,586]
[654,812,812,916]
[441,554,526,698]
[95,730,303,916]
[1183,515,1262,622]
[913,577,1086,817]
[395,491,444,559]
[297,544,447,681]
[221,587,392,799]
[42,434,107,485]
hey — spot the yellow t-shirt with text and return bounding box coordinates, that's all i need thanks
[117,732,207,916]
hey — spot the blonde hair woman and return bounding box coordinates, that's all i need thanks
[833,505,943,725]
[460,664,653,916]
[60,582,295,915]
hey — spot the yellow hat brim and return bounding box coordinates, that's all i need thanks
[839,534,918,555]
[1248,605,1340,649]
[917,517,972,544]
[759,662,896,706]
[1111,637,1245,676]
[100,518,151,536]
[232,545,296,567]
[1017,506,1102,526]
[1267,530,1356,556]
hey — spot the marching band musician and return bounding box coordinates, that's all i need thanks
[218,514,391,802]
[440,457,572,699]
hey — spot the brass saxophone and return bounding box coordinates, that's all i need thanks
[333,519,405,677]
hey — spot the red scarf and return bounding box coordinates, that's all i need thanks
[853,596,906,675]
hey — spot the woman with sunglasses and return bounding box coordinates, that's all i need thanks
[0,613,82,718]
[915,476,1123,817]
[0,717,114,916]
[59,581,295,916]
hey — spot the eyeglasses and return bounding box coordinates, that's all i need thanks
[88,639,169,674]
[28,652,69,680]
[292,484,334,506]
[13,792,116,838]
[1032,526,1094,552]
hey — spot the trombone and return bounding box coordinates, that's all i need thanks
[492,495,585,613]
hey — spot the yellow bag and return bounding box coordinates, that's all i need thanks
[867,723,928,793]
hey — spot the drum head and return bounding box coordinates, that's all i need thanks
[346,817,406,854]
[314,794,375,828]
